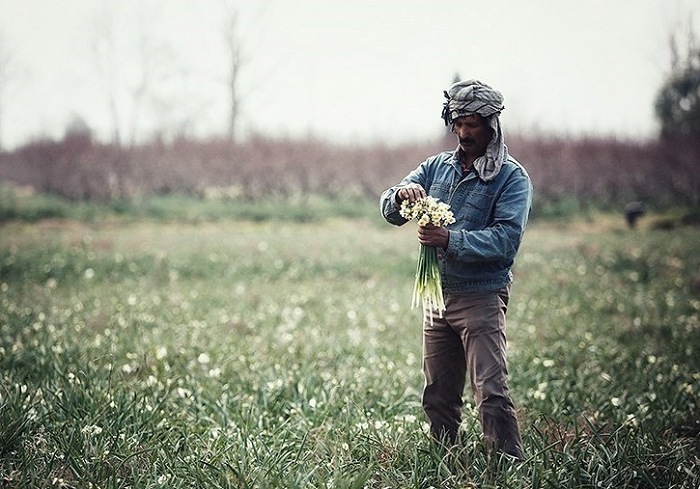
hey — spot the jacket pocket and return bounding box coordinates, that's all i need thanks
[452,187,495,227]
[428,181,451,202]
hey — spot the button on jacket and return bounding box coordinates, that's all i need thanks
[380,148,532,293]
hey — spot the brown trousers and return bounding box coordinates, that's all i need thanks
[422,287,524,459]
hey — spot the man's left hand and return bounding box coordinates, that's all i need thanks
[418,224,449,249]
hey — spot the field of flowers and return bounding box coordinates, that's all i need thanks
[1,214,699,488]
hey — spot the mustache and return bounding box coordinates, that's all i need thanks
[459,137,475,145]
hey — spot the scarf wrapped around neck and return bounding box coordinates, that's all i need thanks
[441,79,506,181]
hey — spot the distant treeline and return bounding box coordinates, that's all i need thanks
[0,131,698,211]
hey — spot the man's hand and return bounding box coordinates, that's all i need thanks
[418,223,449,249]
[396,184,426,204]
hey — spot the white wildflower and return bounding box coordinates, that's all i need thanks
[155,346,167,360]
[81,425,103,436]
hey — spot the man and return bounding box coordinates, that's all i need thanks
[380,79,532,460]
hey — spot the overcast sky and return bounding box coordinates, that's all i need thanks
[1,0,699,148]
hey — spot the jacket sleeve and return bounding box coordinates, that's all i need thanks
[379,160,432,226]
[445,166,532,263]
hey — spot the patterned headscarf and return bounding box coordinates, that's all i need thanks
[441,79,506,181]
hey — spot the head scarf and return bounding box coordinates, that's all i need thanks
[441,79,506,181]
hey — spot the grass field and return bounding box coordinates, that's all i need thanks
[1,213,699,488]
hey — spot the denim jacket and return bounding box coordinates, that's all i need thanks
[380,148,532,293]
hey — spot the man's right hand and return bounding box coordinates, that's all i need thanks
[396,184,426,204]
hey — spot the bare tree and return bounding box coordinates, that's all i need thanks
[223,3,246,143]
[90,3,177,148]
[655,21,700,139]
[91,7,122,146]
[126,6,167,149]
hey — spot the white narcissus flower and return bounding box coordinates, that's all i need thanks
[400,195,455,228]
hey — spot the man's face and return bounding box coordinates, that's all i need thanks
[453,114,493,158]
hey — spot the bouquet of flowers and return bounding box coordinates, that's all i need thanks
[399,196,455,322]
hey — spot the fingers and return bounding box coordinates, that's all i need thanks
[398,184,426,203]
[417,225,435,240]
[417,224,449,248]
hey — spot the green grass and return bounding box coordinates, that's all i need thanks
[0,184,381,224]
[1,215,699,488]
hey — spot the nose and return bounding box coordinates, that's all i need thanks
[454,125,469,139]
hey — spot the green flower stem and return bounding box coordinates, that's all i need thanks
[411,244,446,325]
